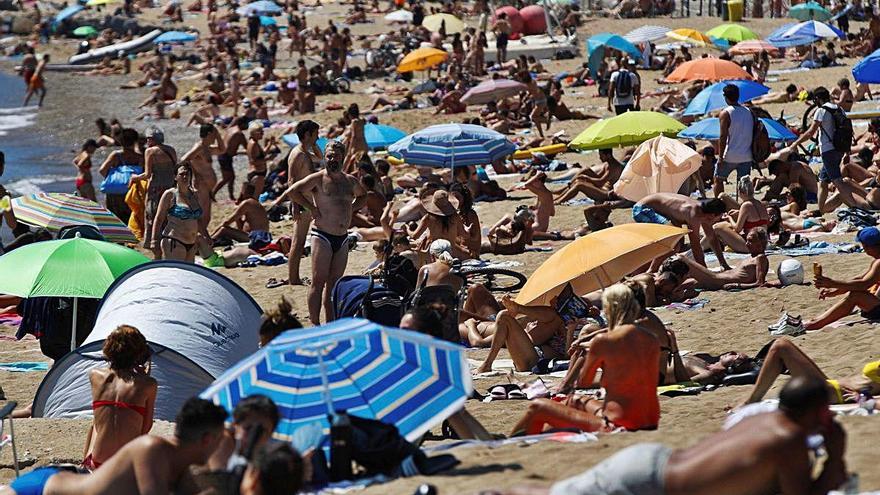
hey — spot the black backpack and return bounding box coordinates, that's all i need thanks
[750,110,771,163]
[615,69,632,98]
[820,104,853,153]
[382,253,418,299]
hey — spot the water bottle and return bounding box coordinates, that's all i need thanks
[329,411,353,481]
[858,388,875,413]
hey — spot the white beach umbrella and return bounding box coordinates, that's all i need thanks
[624,25,670,43]
[385,9,413,22]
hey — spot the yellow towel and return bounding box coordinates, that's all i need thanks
[125,179,147,241]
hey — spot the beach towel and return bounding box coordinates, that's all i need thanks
[0,362,49,372]
[423,431,599,454]
[238,252,288,267]
[125,179,147,242]
[659,298,709,311]
[0,312,22,327]
[461,259,523,270]
[561,198,595,206]
[705,242,860,265]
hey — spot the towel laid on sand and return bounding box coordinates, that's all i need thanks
[0,362,49,372]
[0,313,22,327]
[659,298,709,311]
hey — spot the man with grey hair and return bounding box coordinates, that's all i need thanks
[276,141,366,324]
[131,126,178,258]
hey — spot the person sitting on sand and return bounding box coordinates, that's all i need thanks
[743,338,880,406]
[205,395,281,474]
[633,192,730,269]
[510,283,660,434]
[2,398,229,495]
[529,377,847,495]
[711,177,770,253]
[799,226,880,330]
[480,205,535,256]
[82,325,157,471]
[758,154,820,203]
[677,229,772,291]
[475,294,569,374]
[409,189,473,259]
[210,198,272,247]
[416,239,465,292]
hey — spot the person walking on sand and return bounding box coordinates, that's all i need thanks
[213,117,247,201]
[281,119,323,286]
[131,126,177,258]
[278,141,366,325]
[23,53,48,107]
[716,84,754,198]
[607,58,640,115]
[493,12,511,64]
[82,325,157,471]
[179,124,226,231]
[1,398,228,495]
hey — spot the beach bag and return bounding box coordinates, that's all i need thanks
[614,69,632,98]
[347,414,458,477]
[750,110,771,163]
[383,253,418,298]
[820,104,853,153]
[100,164,143,195]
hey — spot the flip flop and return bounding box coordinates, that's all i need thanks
[488,384,509,400]
[266,278,288,289]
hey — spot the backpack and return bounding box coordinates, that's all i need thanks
[820,104,853,153]
[750,110,771,163]
[614,69,632,98]
[382,253,418,299]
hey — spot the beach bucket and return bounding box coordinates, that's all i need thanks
[728,0,744,21]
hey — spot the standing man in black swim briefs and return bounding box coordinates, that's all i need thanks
[284,119,323,286]
[284,140,366,325]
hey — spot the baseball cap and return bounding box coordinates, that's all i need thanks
[857,227,880,247]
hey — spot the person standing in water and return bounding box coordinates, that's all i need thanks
[277,141,366,324]
[23,53,48,107]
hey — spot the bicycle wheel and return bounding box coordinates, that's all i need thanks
[334,77,351,93]
[459,267,527,293]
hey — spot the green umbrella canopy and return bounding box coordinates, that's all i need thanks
[0,237,149,298]
[73,25,98,37]
[705,23,759,43]
[569,111,686,151]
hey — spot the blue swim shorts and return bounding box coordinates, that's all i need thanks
[10,467,61,495]
[632,204,670,225]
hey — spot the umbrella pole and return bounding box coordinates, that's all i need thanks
[70,297,78,351]
[317,352,335,416]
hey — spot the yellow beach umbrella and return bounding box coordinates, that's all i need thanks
[666,28,713,46]
[422,13,465,34]
[516,224,689,306]
[397,47,449,73]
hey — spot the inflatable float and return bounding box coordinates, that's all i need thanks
[511,143,568,159]
[68,29,161,64]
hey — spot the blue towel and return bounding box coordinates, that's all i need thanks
[0,362,49,372]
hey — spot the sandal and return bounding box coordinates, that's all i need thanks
[488,384,509,400]
[266,278,287,289]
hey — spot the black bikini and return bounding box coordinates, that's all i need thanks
[311,228,348,253]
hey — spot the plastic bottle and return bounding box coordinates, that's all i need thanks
[858,388,875,413]
[329,411,353,481]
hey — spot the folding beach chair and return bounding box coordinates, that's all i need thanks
[0,401,21,477]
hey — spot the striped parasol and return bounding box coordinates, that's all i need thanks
[11,193,136,243]
[388,123,516,167]
[624,25,670,43]
[201,318,472,450]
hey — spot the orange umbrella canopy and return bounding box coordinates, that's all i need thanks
[729,39,781,55]
[666,58,753,82]
[515,224,689,306]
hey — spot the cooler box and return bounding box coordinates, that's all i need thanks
[728,0,743,21]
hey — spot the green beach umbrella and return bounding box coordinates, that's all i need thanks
[705,24,759,43]
[789,1,832,21]
[569,111,686,151]
[0,236,149,350]
[73,25,97,37]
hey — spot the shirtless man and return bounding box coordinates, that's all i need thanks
[342,104,368,172]
[633,193,730,269]
[179,124,225,231]
[761,155,820,203]
[283,119,323,286]
[538,377,847,495]
[1,398,228,495]
[294,59,309,114]
[213,117,248,201]
[211,198,271,245]
[282,141,366,324]
[678,229,772,291]
[553,149,623,204]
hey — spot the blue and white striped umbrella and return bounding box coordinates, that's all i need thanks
[388,123,516,167]
[767,23,817,48]
[678,117,796,142]
[780,20,844,40]
[624,25,670,44]
[201,318,472,448]
[236,0,282,16]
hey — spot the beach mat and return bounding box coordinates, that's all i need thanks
[658,298,709,311]
[0,362,49,372]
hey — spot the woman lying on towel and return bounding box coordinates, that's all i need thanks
[742,338,880,407]
[510,283,661,434]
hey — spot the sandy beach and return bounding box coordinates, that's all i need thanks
[1,3,880,493]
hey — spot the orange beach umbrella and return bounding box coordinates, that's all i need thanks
[666,58,752,82]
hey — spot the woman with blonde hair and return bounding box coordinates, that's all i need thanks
[711,176,770,253]
[82,325,158,470]
[510,283,662,434]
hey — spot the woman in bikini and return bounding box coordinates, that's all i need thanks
[510,283,661,434]
[242,121,268,201]
[73,139,98,202]
[408,188,473,259]
[712,177,771,253]
[449,182,482,258]
[680,229,773,291]
[82,325,157,471]
[152,164,211,262]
